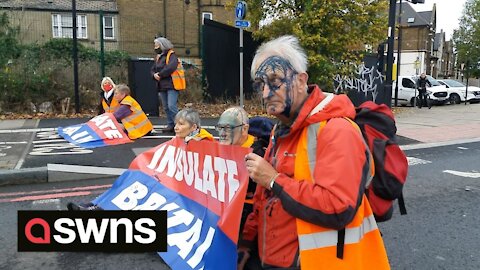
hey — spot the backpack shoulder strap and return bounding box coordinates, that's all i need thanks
[343,117,375,187]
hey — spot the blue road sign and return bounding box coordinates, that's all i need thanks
[235,20,250,28]
[235,1,247,20]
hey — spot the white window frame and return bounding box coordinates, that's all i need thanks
[103,15,115,40]
[52,14,88,39]
[202,12,213,24]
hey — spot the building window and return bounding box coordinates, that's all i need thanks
[103,16,115,40]
[202,12,213,24]
[52,14,87,39]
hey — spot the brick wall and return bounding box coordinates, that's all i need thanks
[117,0,235,58]
[4,9,119,51]
[398,27,431,51]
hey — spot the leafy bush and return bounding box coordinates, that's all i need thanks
[0,12,20,67]
[0,37,130,113]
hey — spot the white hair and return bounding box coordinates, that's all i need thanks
[154,37,174,51]
[101,77,116,88]
[251,35,308,78]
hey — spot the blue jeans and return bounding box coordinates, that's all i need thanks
[158,89,178,128]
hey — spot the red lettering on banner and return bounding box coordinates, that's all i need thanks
[145,144,240,204]
[89,114,126,139]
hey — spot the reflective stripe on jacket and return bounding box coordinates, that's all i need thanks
[119,96,153,139]
[294,120,390,269]
[102,97,120,113]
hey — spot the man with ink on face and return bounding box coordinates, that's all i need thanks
[216,107,272,232]
[238,36,390,270]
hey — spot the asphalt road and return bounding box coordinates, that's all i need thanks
[381,141,480,269]
[0,130,479,269]
[0,178,171,270]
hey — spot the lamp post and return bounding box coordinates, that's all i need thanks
[385,0,396,108]
[394,0,403,107]
[387,0,425,107]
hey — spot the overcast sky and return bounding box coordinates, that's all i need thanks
[411,0,467,40]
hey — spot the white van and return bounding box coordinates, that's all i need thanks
[391,75,448,106]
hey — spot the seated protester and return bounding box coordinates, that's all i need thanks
[99,77,118,114]
[112,84,153,140]
[216,107,266,231]
[174,108,214,142]
[67,108,212,211]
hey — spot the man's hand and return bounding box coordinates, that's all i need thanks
[245,153,278,189]
[237,247,251,270]
[153,73,160,81]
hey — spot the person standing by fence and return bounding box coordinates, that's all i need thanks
[151,37,179,132]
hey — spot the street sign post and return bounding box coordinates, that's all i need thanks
[235,1,249,107]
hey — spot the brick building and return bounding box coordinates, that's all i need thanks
[0,0,120,51]
[0,0,235,60]
[395,2,455,78]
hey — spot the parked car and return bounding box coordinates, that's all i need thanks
[392,75,449,106]
[437,79,480,104]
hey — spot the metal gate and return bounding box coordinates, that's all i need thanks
[202,19,260,101]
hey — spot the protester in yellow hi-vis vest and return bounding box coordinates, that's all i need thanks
[239,36,390,270]
[112,84,153,140]
[99,77,119,114]
[151,37,186,133]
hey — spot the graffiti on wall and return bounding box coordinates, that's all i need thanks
[334,64,384,102]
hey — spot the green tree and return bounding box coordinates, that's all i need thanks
[453,0,480,78]
[0,12,20,67]
[242,0,388,89]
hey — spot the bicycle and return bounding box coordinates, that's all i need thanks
[415,88,432,109]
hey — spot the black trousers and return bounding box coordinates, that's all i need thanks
[418,89,427,108]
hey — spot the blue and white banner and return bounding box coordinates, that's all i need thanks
[93,138,251,270]
[58,113,132,148]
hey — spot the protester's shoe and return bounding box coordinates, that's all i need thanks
[160,126,174,133]
[67,202,103,211]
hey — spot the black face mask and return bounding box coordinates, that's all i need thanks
[154,48,162,54]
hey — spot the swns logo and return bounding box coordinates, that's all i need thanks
[18,210,167,252]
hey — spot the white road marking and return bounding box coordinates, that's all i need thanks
[0,127,56,133]
[33,139,66,144]
[443,170,480,178]
[0,141,28,145]
[457,147,468,150]
[407,157,432,166]
[14,120,39,169]
[48,163,126,175]
[32,199,60,205]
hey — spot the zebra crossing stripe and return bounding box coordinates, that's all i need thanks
[407,157,432,166]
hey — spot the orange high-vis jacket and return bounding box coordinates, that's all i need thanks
[166,50,186,91]
[294,119,389,270]
[119,96,153,139]
[102,96,120,113]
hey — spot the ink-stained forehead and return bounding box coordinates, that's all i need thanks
[218,109,242,126]
[255,56,294,77]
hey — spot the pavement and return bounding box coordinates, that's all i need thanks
[1,103,480,186]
